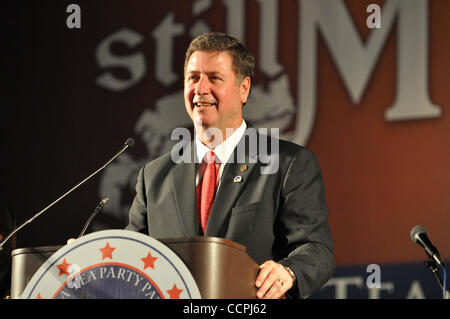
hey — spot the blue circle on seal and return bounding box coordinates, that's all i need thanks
[55,263,164,299]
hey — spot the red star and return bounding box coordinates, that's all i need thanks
[141,251,158,270]
[56,258,71,276]
[166,284,183,299]
[100,242,115,260]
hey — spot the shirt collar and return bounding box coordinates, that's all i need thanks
[195,120,247,164]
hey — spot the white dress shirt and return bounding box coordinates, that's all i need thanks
[195,120,247,191]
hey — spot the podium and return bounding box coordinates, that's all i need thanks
[11,231,260,299]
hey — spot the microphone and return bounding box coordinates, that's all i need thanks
[124,137,135,148]
[0,138,135,251]
[410,225,444,267]
[78,197,109,238]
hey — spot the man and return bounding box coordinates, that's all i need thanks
[127,32,334,299]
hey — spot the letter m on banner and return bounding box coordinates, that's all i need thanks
[295,0,441,146]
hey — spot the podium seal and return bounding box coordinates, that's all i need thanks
[21,230,201,299]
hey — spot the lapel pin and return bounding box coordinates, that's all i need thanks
[233,175,243,183]
[240,164,248,172]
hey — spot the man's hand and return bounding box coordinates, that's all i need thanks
[255,260,295,299]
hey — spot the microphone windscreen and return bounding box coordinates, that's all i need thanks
[410,225,427,243]
[125,138,135,148]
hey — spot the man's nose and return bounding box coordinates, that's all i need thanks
[194,76,211,95]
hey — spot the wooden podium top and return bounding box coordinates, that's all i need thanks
[161,236,260,299]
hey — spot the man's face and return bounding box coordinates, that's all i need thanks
[184,50,250,141]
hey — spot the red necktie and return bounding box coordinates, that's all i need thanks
[196,151,218,234]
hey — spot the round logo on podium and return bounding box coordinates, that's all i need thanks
[21,230,201,299]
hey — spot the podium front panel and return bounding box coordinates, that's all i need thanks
[11,233,259,299]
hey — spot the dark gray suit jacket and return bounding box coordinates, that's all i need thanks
[127,130,334,298]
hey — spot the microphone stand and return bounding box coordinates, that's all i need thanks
[424,259,449,299]
[0,138,134,251]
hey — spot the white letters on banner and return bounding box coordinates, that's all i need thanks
[297,0,440,145]
[322,273,426,299]
[96,28,146,91]
[95,0,440,144]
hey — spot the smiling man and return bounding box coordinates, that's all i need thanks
[184,48,250,146]
[127,32,334,299]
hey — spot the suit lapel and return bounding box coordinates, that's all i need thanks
[170,142,199,236]
[205,131,259,237]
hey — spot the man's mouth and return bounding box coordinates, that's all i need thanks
[194,102,216,107]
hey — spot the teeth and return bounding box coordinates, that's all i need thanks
[195,102,215,107]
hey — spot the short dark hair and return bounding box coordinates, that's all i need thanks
[184,32,255,84]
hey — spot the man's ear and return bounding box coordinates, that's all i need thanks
[240,77,251,104]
